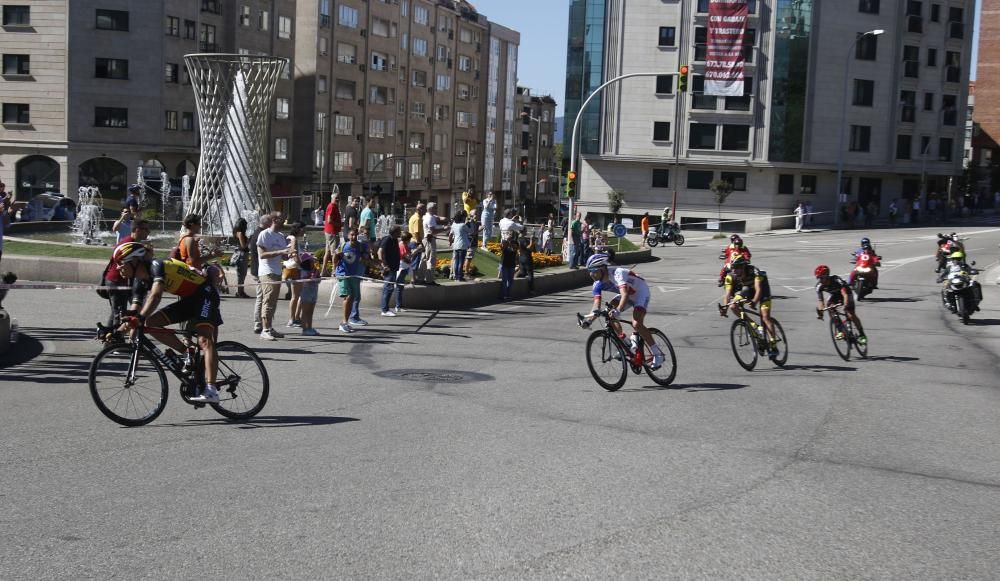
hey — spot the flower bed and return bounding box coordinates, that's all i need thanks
[484,241,563,268]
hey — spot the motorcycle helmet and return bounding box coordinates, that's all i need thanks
[860,237,871,247]
[949,251,965,261]
[814,264,831,278]
[730,234,743,246]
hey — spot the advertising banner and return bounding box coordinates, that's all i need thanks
[705,0,748,96]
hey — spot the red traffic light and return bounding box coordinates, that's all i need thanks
[567,171,577,180]
[679,65,689,75]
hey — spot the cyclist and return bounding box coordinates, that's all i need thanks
[814,264,867,345]
[113,242,223,403]
[719,256,779,359]
[581,253,665,369]
[718,234,752,286]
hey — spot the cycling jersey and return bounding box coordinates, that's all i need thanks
[725,266,771,300]
[151,258,208,297]
[815,274,850,300]
[723,244,752,262]
[593,267,651,312]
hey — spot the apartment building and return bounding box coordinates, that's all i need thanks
[514,86,557,219]
[564,0,975,231]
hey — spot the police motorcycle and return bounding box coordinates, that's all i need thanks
[647,221,685,247]
[937,251,983,325]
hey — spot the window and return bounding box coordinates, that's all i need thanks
[458,83,471,100]
[903,45,919,78]
[414,4,429,25]
[801,175,817,194]
[409,132,424,149]
[184,19,196,39]
[369,118,386,138]
[435,105,449,120]
[95,58,128,80]
[314,148,326,170]
[652,169,670,188]
[849,125,871,151]
[95,106,128,128]
[458,55,472,71]
[436,44,449,61]
[333,114,353,136]
[938,137,953,161]
[96,9,129,31]
[691,75,717,110]
[164,110,178,130]
[687,170,713,190]
[900,90,916,122]
[436,74,450,91]
[927,48,937,67]
[319,0,330,26]
[258,11,269,31]
[855,33,878,60]
[652,121,671,141]
[2,5,29,26]
[369,85,391,104]
[721,125,750,150]
[689,123,716,149]
[949,7,964,39]
[396,159,405,176]
[658,27,676,47]
[858,0,879,13]
[337,42,356,64]
[367,152,388,172]
[431,162,442,180]
[371,51,388,70]
[716,172,745,191]
[930,3,940,21]
[202,0,221,14]
[412,69,427,87]
[278,16,292,39]
[2,54,29,75]
[942,94,957,125]
[456,111,472,128]
[271,138,288,160]
[724,76,753,111]
[778,174,795,195]
[372,17,391,37]
[920,135,931,156]
[338,5,358,28]
[160,62,178,83]
[333,152,353,171]
[408,162,422,180]
[275,98,289,120]
[335,79,355,100]
[165,16,180,36]
[433,132,447,151]
[316,36,328,56]
[853,79,874,106]
[411,101,426,119]
[2,103,29,124]
[239,5,251,27]
[317,75,328,94]
[413,38,428,57]
[896,134,912,159]
[945,51,961,83]
[655,75,673,94]
[182,112,194,131]
[923,92,934,111]
[694,27,708,61]
[200,24,217,51]
[460,28,473,43]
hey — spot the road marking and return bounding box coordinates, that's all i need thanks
[783,286,814,293]
[657,285,690,294]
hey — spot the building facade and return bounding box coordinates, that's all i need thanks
[515,86,557,220]
[0,0,519,221]
[565,0,975,231]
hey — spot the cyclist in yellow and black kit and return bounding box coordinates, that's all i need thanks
[113,242,223,402]
[720,256,779,359]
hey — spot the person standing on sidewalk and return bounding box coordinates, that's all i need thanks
[449,211,471,281]
[249,215,264,333]
[342,196,360,244]
[232,218,251,298]
[569,213,582,268]
[794,201,805,232]
[256,212,289,341]
[378,225,403,317]
[320,192,341,276]
[480,191,497,249]
[408,203,426,283]
[640,212,650,248]
[423,202,446,285]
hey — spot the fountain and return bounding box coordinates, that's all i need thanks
[181,174,191,218]
[71,186,110,245]
[159,171,170,233]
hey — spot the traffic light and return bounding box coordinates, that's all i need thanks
[565,170,577,198]
[520,156,529,173]
[678,65,689,92]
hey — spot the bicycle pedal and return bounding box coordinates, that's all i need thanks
[192,402,206,409]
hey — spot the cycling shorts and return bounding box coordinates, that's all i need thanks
[610,290,650,314]
[734,287,772,311]
[159,284,222,328]
[826,291,855,311]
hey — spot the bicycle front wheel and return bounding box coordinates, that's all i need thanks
[829,316,851,361]
[210,341,270,420]
[89,343,169,427]
[585,330,628,391]
[642,328,677,386]
[768,320,789,367]
[730,319,759,371]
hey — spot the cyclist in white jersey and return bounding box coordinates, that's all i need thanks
[582,253,664,369]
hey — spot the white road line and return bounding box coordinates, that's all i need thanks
[657,285,690,294]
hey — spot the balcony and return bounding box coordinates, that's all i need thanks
[199,42,218,52]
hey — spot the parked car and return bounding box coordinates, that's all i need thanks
[20,192,65,221]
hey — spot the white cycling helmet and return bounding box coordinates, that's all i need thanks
[586,253,610,270]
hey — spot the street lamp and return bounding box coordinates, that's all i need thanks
[520,111,542,222]
[834,29,884,227]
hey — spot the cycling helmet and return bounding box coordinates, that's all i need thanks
[814,264,831,278]
[113,241,148,265]
[127,183,142,193]
[586,253,610,270]
[860,237,871,246]
[730,234,743,245]
[729,255,748,269]
[949,251,965,260]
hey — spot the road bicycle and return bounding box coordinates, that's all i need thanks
[721,298,788,371]
[576,303,677,391]
[89,325,269,426]
[821,303,868,361]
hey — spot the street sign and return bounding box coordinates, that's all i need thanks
[612,224,627,238]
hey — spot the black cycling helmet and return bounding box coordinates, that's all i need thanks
[729,255,749,269]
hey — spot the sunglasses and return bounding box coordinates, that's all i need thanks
[587,267,602,273]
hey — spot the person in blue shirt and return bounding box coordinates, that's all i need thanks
[334,227,370,332]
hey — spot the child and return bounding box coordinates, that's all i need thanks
[499,236,517,300]
[297,252,320,336]
[393,232,415,311]
[541,225,552,255]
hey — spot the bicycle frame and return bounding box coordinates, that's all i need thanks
[125,327,197,387]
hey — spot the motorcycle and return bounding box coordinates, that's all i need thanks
[934,232,964,273]
[647,223,685,247]
[849,252,881,300]
[939,265,982,325]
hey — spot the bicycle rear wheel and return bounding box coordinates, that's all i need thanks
[829,316,851,361]
[767,320,789,367]
[585,330,628,391]
[89,343,169,427]
[642,328,677,386]
[730,319,759,371]
[209,341,270,420]
[846,320,868,359]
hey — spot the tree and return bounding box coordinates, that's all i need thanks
[710,179,734,228]
[607,189,625,223]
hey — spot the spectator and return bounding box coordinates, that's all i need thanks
[398,231,422,292]
[581,215,592,258]
[640,212,650,247]
[320,192,342,276]
[0,193,8,269]
[888,199,898,226]
[804,201,814,227]
[499,208,524,241]
[517,232,536,294]
[123,184,141,213]
[298,252,321,336]
[499,236,517,300]
[343,196,360,244]
[408,203,426,282]
[112,207,134,244]
[312,206,323,227]
[480,191,497,249]
[379,224,403,317]
[911,197,920,223]
[423,202,446,286]
[449,210,470,281]
[463,190,479,254]
[249,215,265,334]
[569,212,582,269]
[284,221,305,329]
[231,218,251,298]
[334,227,365,333]
[256,212,289,341]
[541,225,553,255]
[359,196,377,244]
[101,219,151,328]
[463,210,478,278]
[794,201,805,232]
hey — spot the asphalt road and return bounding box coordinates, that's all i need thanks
[2,221,999,579]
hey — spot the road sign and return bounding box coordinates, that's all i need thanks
[612,224,627,238]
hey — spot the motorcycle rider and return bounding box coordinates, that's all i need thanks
[936,250,981,312]
[935,232,964,273]
[718,234,752,287]
[849,237,881,290]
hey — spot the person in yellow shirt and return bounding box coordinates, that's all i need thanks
[408,203,426,282]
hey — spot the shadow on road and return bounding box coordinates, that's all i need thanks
[866,355,920,362]
[0,334,44,369]
[778,364,858,372]
[859,297,924,303]
[157,416,361,429]
[966,318,1000,326]
[620,382,748,392]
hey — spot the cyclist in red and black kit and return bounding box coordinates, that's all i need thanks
[814,264,867,346]
[718,234,752,287]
